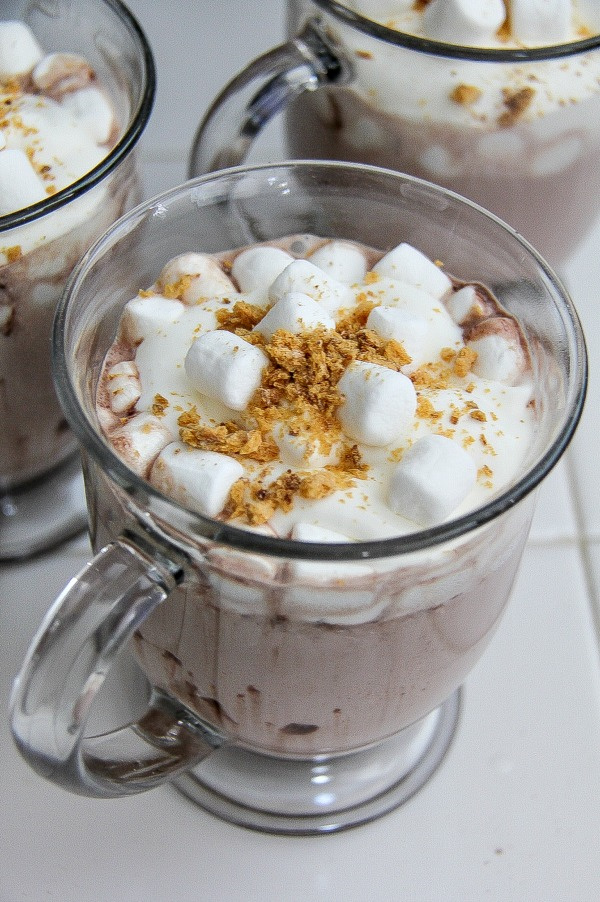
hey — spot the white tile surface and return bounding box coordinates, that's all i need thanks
[2,2,600,900]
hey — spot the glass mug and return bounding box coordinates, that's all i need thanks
[10,162,586,835]
[0,0,155,559]
[189,0,600,266]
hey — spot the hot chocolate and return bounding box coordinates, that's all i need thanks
[96,234,536,755]
[285,0,600,262]
[0,19,142,489]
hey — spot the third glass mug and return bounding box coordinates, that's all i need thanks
[0,0,155,558]
[10,162,586,835]
[189,0,600,266]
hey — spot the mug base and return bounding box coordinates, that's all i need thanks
[172,687,461,835]
[0,454,88,561]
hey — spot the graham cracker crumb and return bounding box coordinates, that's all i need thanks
[450,83,482,106]
[498,86,535,127]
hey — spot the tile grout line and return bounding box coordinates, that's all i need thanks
[564,447,600,659]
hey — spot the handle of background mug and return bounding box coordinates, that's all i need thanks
[9,538,224,798]
[188,19,353,175]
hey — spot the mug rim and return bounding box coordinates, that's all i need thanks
[53,160,588,562]
[0,0,156,233]
[313,0,600,61]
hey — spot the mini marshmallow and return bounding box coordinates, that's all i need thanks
[61,87,115,144]
[185,330,268,411]
[337,360,417,446]
[273,423,339,469]
[0,22,43,80]
[119,296,185,345]
[467,318,527,384]
[32,53,95,99]
[255,292,335,340]
[106,360,141,415]
[0,304,14,332]
[150,442,243,518]
[0,148,47,216]
[373,243,452,299]
[157,253,235,304]
[308,241,368,285]
[231,245,293,295]
[510,0,571,46]
[388,435,477,527]
[285,525,378,624]
[110,413,172,477]
[291,522,357,543]
[366,305,428,366]
[423,0,506,47]
[268,259,353,315]
[445,285,484,325]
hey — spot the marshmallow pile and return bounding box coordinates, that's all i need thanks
[0,20,116,220]
[99,235,535,544]
[349,0,580,47]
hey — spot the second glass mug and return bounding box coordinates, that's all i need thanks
[10,162,586,835]
[0,0,155,558]
[189,0,600,266]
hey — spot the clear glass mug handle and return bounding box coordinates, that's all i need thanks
[188,20,353,175]
[9,539,224,798]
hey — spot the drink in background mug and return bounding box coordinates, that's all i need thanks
[0,0,155,559]
[189,0,600,266]
[10,162,586,835]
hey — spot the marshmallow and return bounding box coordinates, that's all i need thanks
[286,522,379,625]
[445,285,484,325]
[231,245,293,295]
[467,318,527,384]
[32,53,95,99]
[337,360,417,446]
[347,0,413,18]
[365,278,463,366]
[150,442,243,518]
[120,296,185,345]
[0,22,43,80]
[255,292,335,340]
[388,435,477,526]
[60,87,115,144]
[308,241,368,285]
[373,243,452,299]
[0,148,47,216]
[0,303,14,332]
[423,0,506,47]
[366,305,428,366]
[273,423,339,469]
[110,413,172,477]
[268,259,353,315]
[510,0,571,46]
[106,360,141,415]
[185,330,268,411]
[158,253,235,304]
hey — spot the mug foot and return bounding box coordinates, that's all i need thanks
[0,454,88,560]
[172,687,461,835]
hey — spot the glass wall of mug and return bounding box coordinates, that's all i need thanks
[190,0,600,266]
[0,1,155,511]
[11,163,586,834]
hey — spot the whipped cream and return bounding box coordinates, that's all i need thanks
[338,1,600,126]
[98,236,535,544]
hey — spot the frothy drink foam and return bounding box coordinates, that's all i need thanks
[95,234,536,755]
